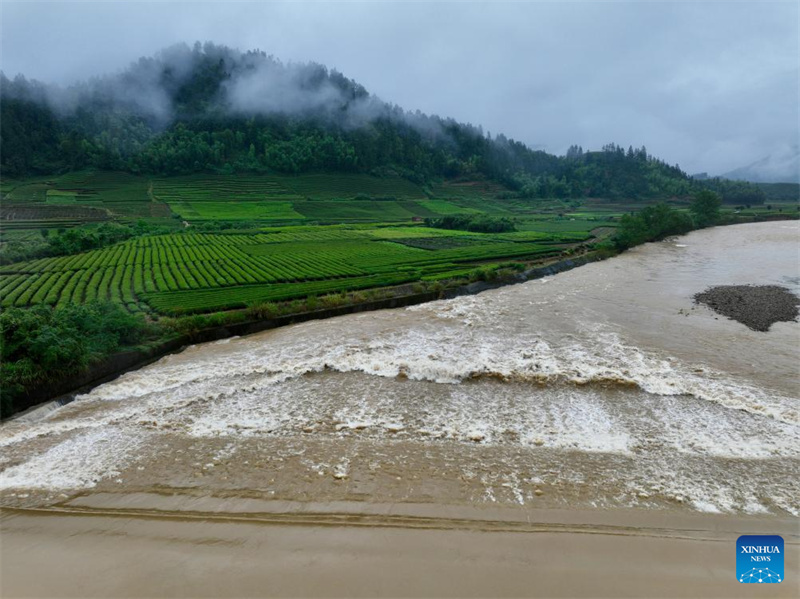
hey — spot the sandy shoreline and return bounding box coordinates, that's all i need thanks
[2,498,798,598]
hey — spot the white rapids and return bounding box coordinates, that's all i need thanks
[2,222,799,516]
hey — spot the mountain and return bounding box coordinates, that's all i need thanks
[0,42,764,202]
[721,145,800,183]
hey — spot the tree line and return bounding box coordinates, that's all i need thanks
[0,43,766,203]
[613,190,722,250]
[424,215,516,233]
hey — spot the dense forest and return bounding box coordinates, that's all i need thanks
[0,42,766,202]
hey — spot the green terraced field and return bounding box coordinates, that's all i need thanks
[429,178,508,200]
[293,199,422,222]
[279,173,427,200]
[1,170,622,316]
[147,173,514,224]
[0,225,560,315]
[152,174,306,222]
[45,190,78,204]
[1,172,167,234]
[1,170,623,231]
[169,200,304,221]
[415,199,482,215]
[516,218,616,234]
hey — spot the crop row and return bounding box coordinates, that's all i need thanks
[1,228,561,314]
[154,175,299,203]
[0,265,138,309]
[281,174,425,199]
[143,272,418,314]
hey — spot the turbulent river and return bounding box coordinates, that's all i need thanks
[2,222,799,515]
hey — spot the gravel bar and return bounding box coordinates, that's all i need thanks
[694,285,799,332]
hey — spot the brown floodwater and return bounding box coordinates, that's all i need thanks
[1,222,799,515]
[2,506,797,598]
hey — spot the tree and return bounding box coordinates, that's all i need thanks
[1,44,707,198]
[690,190,722,227]
[614,204,694,250]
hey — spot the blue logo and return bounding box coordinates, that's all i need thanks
[737,535,783,583]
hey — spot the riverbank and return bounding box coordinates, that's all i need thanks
[2,221,798,596]
[8,251,604,420]
[1,500,796,598]
[6,214,799,420]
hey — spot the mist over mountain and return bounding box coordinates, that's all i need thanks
[3,42,450,140]
[721,145,800,184]
[0,42,767,203]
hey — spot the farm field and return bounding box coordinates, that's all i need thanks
[0,170,625,316]
[0,226,565,314]
[1,172,170,240]
[1,171,623,231]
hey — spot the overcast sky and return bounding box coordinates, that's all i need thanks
[1,1,798,175]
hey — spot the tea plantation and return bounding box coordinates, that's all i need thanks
[0,171,618,315]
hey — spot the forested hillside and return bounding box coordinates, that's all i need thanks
[1,42,764,202]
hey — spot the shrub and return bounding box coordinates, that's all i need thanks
[613,204,694,250]
[247,302,278,319]
[0,302,154,418]
[480,266,498,281]
[424,215,516,233]
[690,190,722,228]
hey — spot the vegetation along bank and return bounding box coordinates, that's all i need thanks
[2,42,799,418]
[3,192,797,420]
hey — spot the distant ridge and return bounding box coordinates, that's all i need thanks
[0,42,767,202]
[721,145,800,184]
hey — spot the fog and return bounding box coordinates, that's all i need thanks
[1,1,797,175]
[1,41,451,144]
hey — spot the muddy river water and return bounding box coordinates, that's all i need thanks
[1,222,799,516]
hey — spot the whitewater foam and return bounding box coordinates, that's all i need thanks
[1,222,797,514]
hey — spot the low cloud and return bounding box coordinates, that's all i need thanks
[1,2,797,174]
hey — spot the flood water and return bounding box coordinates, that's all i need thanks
[2,222,799,515]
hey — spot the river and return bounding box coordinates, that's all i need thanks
[1,221,799,516]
